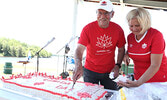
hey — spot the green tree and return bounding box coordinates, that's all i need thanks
[3,43,11,56]
[10,46,17,57]
[0,43,3,53]
[0,37,52,57]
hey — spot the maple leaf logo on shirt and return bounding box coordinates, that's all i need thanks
[96,34,113,49]
[142,43,147,49]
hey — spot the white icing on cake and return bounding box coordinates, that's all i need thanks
[1,72,107,100]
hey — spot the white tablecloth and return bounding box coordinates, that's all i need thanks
[116,82,167,100]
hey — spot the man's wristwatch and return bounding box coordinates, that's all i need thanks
[115,63,121,68]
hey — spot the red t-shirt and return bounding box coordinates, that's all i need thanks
[127,28,167,82]
[78,21,126,73]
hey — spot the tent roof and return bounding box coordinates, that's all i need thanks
[84,0,167,10]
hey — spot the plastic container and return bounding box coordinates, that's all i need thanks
[3,62,13,74]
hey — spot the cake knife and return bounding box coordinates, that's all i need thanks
[71,82,76,89]
[71,75,79,89]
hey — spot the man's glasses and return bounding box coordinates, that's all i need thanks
[97,11,112,16]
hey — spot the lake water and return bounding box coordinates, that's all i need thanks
[0,57,59,67]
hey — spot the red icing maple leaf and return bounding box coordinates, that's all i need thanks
[77,92,92,98]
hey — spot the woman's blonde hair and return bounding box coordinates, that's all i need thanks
[126,7,151,34]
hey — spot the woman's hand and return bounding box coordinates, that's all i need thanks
[117,80,141,88]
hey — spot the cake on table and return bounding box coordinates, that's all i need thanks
[0,72,107,100]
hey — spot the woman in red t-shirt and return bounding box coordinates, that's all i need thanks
[118,7,167,88]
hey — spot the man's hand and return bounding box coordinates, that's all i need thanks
[123,54,130,66]
[112,65,120,79]
[72,65,83,83]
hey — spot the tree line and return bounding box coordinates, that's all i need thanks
[0,37,52,58]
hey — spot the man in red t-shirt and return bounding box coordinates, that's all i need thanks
[72,0,126,90]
